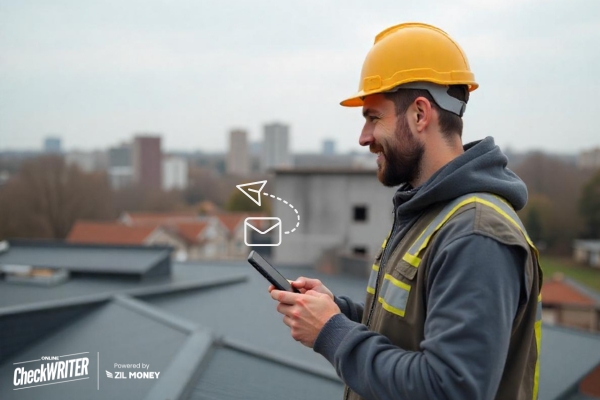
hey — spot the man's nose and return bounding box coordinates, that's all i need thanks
[359,124,373,147]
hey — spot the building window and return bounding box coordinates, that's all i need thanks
[353,205,368,222]
[353,246,367,256]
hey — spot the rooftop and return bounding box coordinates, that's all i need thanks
[1,241,600,399]
[0,242,365,399]
[67,221,157,245]
[174,221,208,244]
[538,324,600,400]
[542,278,599,307]
[0,239,172,279]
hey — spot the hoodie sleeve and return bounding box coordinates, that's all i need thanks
[313,234,524,400]
[334,296,364,323]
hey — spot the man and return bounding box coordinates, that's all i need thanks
[270,22,543,400]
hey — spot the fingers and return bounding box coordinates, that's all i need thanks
[292,277,322,290]
[282,315,292,327]
[268,284,275,293]
[270,289,301,305]
[277,302,292,316]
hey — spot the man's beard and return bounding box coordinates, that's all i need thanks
[375,115,424,187]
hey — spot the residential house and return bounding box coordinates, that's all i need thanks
[542,275,600,332]
[574,240,600,268]
[119,212,233,260]
[215,212,269,259]
[175,221,229,260]
[67,221,188,259]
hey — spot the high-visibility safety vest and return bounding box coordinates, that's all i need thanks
[345,193,543,400]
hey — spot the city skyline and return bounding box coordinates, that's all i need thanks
[1,1,599,154]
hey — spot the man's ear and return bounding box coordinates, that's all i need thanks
[412,97,433,132]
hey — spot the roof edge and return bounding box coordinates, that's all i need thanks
[220,336,340,382]
[0,275,248,316]
[128,275,248,298]
[6,238,174,252]
[0,293,110,317]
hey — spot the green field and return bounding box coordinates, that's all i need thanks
[540,256,600,292]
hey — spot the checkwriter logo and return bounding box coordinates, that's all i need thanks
[13,352,90,391]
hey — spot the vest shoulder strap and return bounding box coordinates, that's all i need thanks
[403,192,538,269]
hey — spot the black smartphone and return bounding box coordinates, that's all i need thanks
[247,250,300,293]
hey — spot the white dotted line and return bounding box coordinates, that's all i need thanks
[262,192,301,234]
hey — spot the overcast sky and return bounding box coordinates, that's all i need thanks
[1,0,599,154]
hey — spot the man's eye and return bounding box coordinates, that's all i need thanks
[368,116,379,122]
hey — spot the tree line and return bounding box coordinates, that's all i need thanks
[0,153,598,255]
[0,155,266,241]
[514,152,599,254]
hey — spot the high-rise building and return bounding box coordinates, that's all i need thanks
[249,141,263,156]
[108,144,132,168]
[262,123,291,171]
[162,157,189,190]
[322,139,336,155]
[108,143,133,190]
[43,137,62,153]
[226,129,250,176]
[132,135,162,189]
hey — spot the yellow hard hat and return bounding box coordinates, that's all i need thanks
[341,22,478,112]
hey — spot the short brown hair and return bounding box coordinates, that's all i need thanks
[384,85,469,139]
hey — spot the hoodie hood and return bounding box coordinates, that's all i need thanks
[393,136,528,219]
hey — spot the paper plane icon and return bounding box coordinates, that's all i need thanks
[236,180,267,207]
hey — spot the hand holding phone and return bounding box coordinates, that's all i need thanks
[247,250,300,293]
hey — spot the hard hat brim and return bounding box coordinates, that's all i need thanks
[340,94,366,107]
[340,82,479,108]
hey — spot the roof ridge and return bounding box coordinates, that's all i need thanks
[144,330,215,400]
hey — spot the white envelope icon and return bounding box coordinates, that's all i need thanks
[244,217,282,247]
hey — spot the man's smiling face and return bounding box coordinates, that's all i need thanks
[359,93,424,187]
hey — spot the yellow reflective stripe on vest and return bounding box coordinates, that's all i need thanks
[378,273,411,317]
[403,193,538,268]
[367,264,379,294]
[533,293,542,400]
[367,234,389,294]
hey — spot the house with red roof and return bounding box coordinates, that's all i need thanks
[67,221,188,259]
[214,212,268,259]
[113,211,269,260]
[119,211,199,227]
[118,211,234,260]
[542,274,600,332]
[68,218,232,261]
[171,220,229,260]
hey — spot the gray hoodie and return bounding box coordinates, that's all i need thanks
[313,137,531,400]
